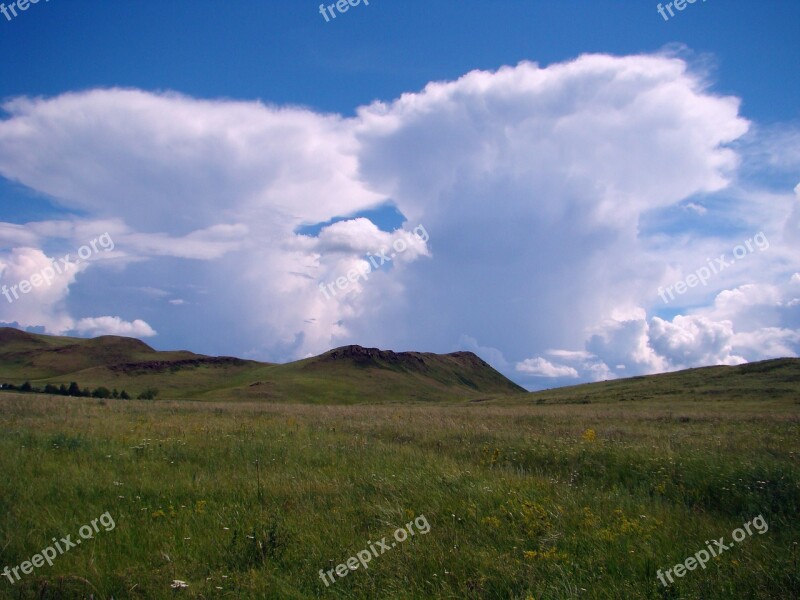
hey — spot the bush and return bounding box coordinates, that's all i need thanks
[137,388,159,400]
[91,387,112,399]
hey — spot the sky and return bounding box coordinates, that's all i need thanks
[0,0,798,390]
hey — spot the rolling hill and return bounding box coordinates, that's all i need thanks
[2,327,798,404]
[0,327,525,403]
[522,357,800,405]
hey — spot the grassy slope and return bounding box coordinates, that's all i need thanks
[517,358,800,405]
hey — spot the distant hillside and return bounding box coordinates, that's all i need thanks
[0,328,217,379]
[522,358,800,405]
[4,327,795,405]
[0,328,524,403]
[311,345,524,392]
[233,345,526,403]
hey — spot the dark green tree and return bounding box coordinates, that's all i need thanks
[137,388,160,400]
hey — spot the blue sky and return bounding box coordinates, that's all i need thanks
[1,0,798,389]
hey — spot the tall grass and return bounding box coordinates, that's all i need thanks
[0,393,797,599]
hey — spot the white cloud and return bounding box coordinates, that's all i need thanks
[0,246,156,338]
[0,90,382,232]
[545,278,800,380]
[0,247,81,333]
[349,53,753,364]
[0,53,796,373]
[458,334,509,371]
[683,202,708,215]
[73,316,156,338]
[649,315,744,368]
[0,223,39,248]
[122,224,250,260]
[516,357,578,378]
[586,312,667,375]
[546,349,594,361]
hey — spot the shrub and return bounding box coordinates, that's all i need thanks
[137,388,160,400]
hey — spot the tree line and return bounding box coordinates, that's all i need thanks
[0,381,159,400]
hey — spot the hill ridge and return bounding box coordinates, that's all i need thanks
[0,327,524,402]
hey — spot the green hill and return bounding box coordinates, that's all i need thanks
[0,328,525,403]
[521,357,800,405]
[2,327,797,404]
[228,345,528,403]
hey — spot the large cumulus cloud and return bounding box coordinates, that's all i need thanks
[0,53,797,379]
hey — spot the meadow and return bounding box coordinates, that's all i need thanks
[0,391,797,599]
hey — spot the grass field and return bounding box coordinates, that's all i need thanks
[0,391,797,599]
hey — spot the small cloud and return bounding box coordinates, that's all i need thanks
[516,357,578,378]
[546,349,593,361]
[458,335,509,370]
[169,299,186,306]
[136,287,170,297]
[72,316,156,338]
[683,202,707,215]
